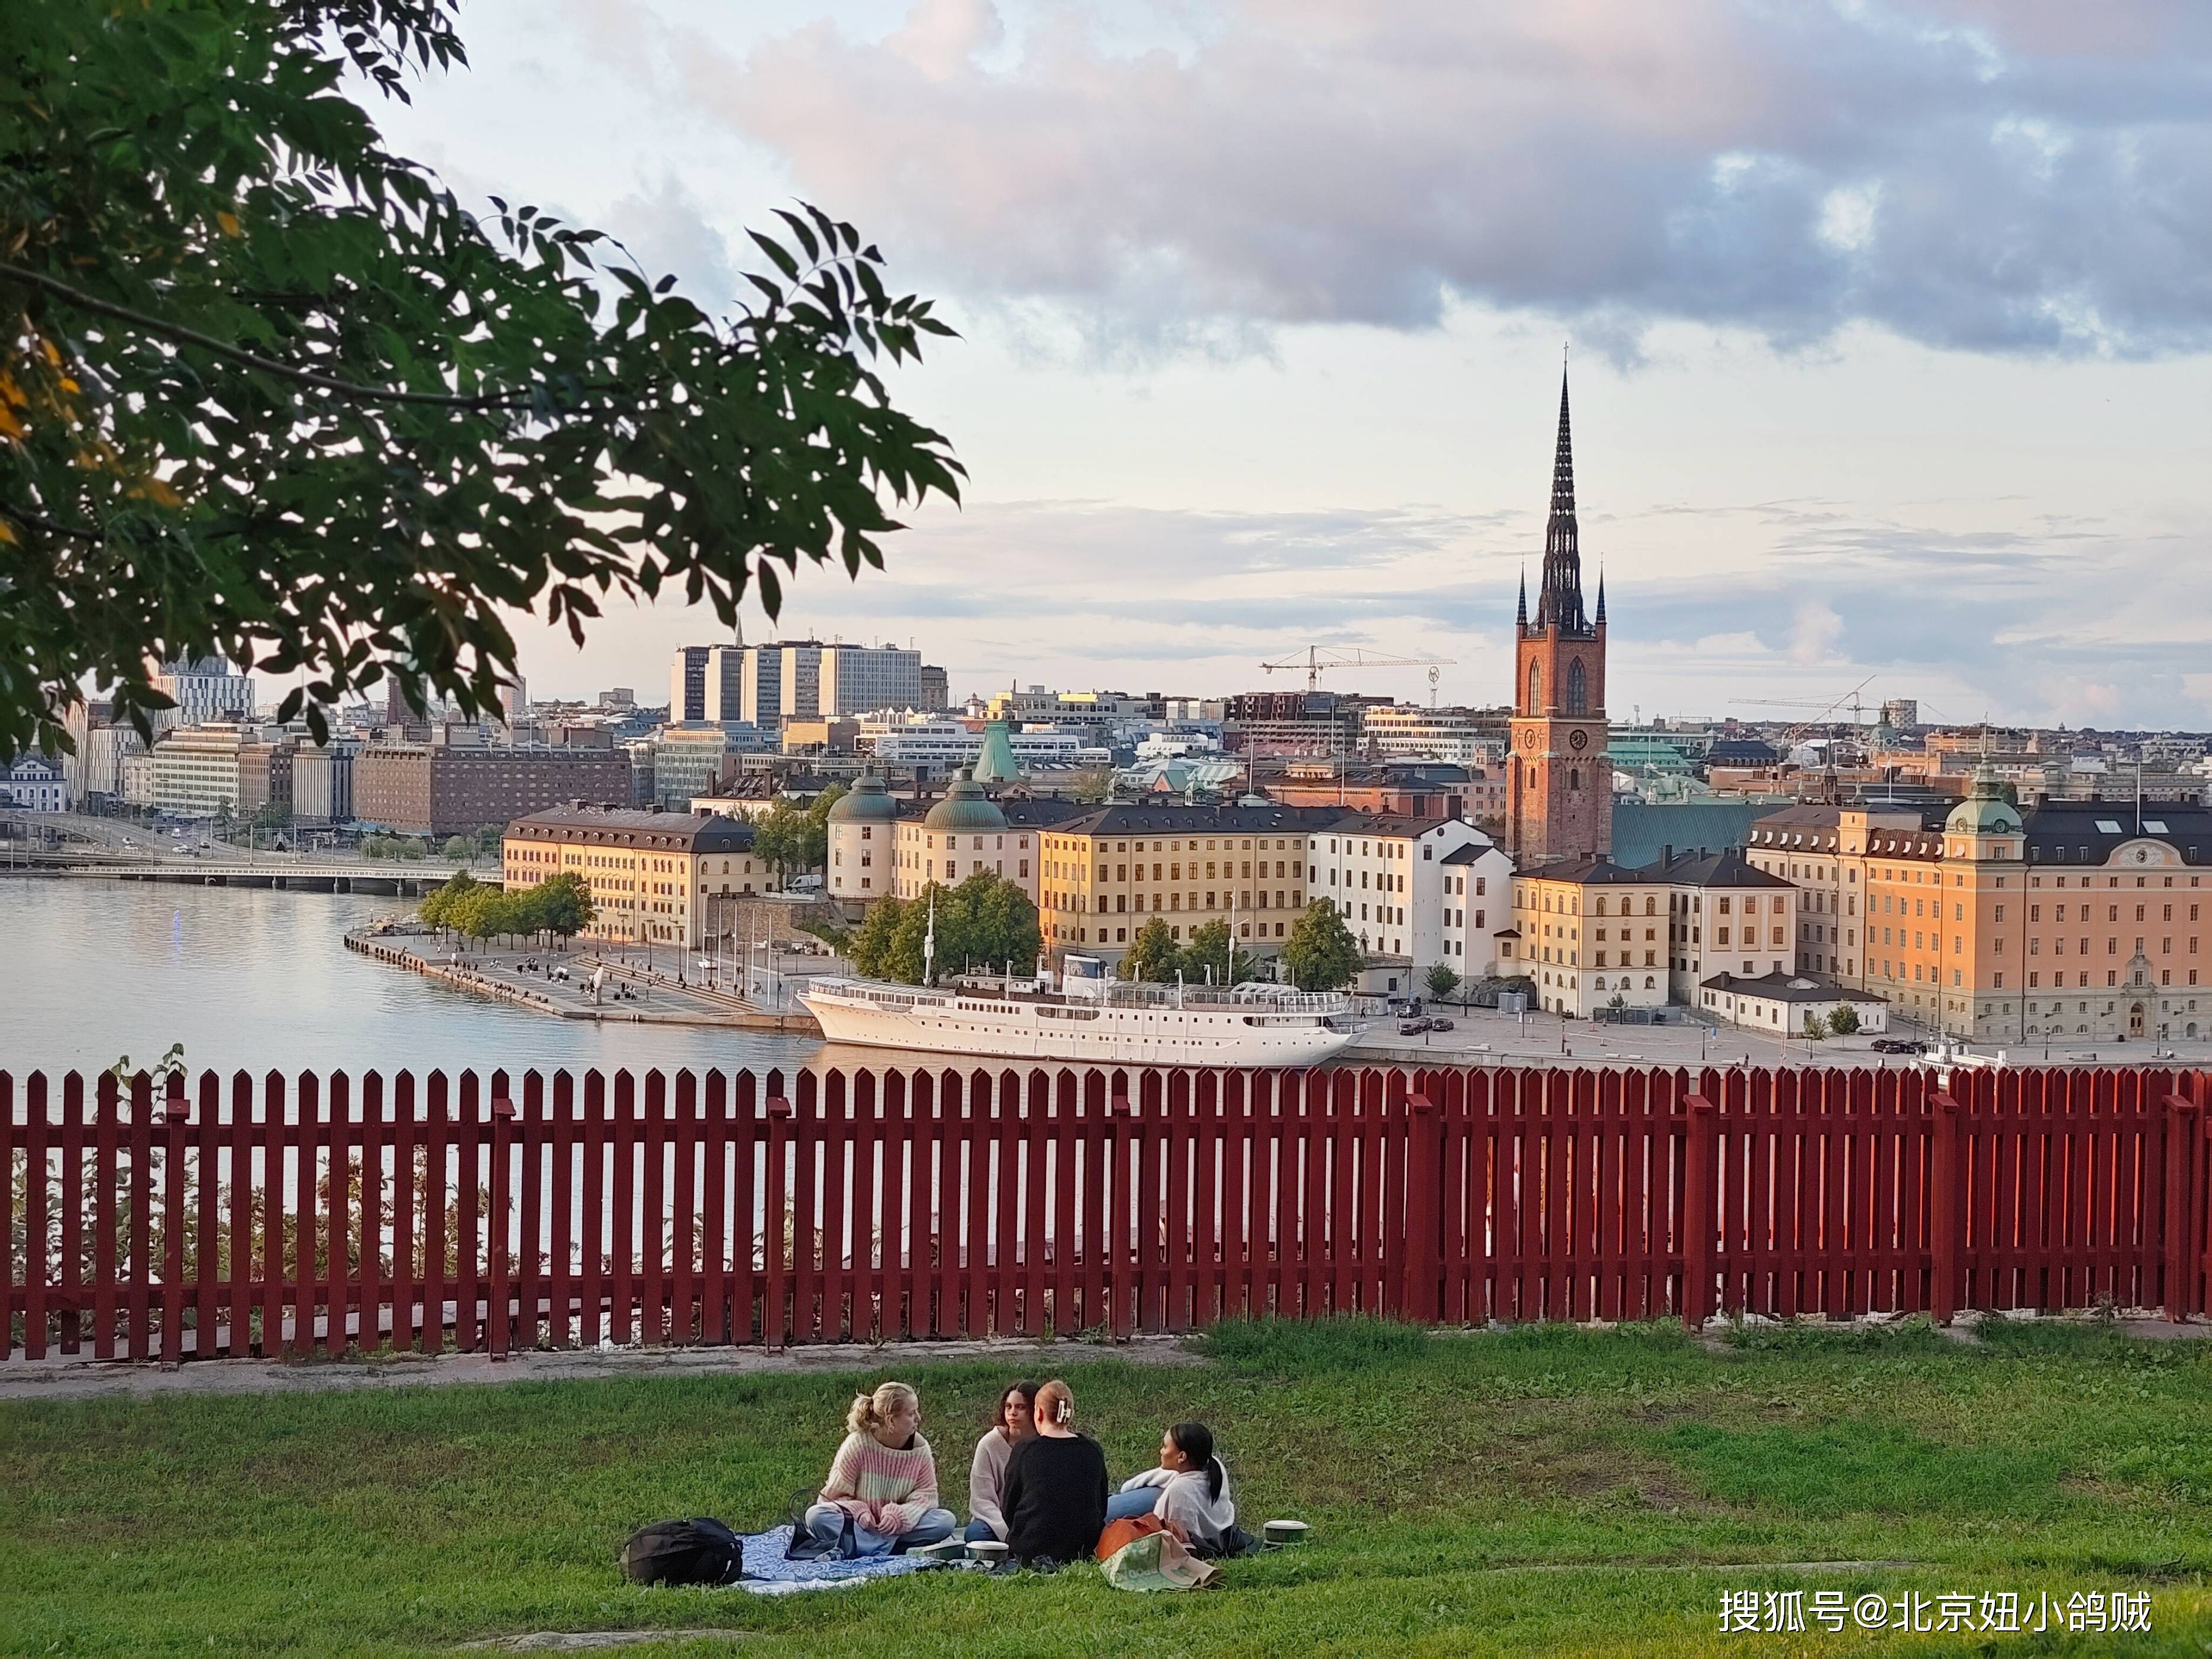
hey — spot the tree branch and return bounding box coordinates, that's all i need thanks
[0,501,104,543]
[1,262,589,412]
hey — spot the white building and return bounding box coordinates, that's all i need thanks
[1652,847,1800,1001]
[1309,816,1516,982]
[1698,972,1890,1037]
[1360,705,1504,766]
[857,715,1106,772]
[2,754,71,812]
[60,702,146,801]
[888,777,1039,903]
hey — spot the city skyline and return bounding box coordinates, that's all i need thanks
[369,1,2212,728]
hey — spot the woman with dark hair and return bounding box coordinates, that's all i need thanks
[1105,1422,1235,1552]
[1000,1379,1109,1567]
[964,1380,1040,1543]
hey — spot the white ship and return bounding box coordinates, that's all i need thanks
[800,956,1357,1067]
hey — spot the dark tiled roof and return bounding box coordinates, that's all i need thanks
[1440,842,1504,865]
[1699,971,1885,1005]
[506,808,755,853]
[1517,856,1654,886]
[1048,804,1365,837]
[2022,802,2212,866]
[1637,847,1796,889]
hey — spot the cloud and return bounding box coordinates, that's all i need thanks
[602,174,739,315]
[625,0,2212,362]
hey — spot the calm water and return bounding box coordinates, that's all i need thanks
[0,878,824,1080]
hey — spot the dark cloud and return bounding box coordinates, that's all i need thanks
[640,0,2212,360]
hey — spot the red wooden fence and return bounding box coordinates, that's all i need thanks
[4,1064,2206,1363]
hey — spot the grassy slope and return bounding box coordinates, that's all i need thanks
[5,1319,2212,1656]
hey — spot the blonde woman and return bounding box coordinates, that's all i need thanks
[999,1378,1109,1567]
[800,1382,958,1558]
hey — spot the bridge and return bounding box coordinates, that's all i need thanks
[24,854,474,894]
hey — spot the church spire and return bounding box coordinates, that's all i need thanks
[1595,566,1606,626]
[1535,366,1588,634]
[1516,566,1528,628]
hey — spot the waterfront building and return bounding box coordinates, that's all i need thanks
[1696,973,1889,1037]
[1036,802,1347,963]
[1746,773,2212,1042]
[292,741,357,825]
[1506,372,1612,863]
[825,772,901,911]
[502,806,763,950]
[1649,847,1800,1003]
[887,776,1050,904]
[143,722,288,819]
[1502,859,1670,1017]
[60,701,146,803]
[354,741,631,837]
[1309,815,1516,978]
[857,715,1105,775]
[2,754,71,812]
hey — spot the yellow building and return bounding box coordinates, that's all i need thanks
[1501,857,1672,1018]
[1747,774,2212,1042]
[502,805,763,950]
[1036,803,1346,962]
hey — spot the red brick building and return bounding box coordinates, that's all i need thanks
[1506,372,1612,864]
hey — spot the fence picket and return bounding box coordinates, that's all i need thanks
[10,1061,2212,1363]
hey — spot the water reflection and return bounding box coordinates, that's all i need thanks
[2,879,825,1078]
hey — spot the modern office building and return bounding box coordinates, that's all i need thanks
[151,657,255,736]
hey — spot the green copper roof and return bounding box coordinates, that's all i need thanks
[826,772,899,822]
[923,773,1008,833]
[972,718,1023,783]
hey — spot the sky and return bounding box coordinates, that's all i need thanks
[372,0,2212,730]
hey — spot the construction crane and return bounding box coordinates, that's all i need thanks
[1262,644,1458,693]
[1729,674,1876,730]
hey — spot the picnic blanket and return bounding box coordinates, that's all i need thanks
[730,1526,937,1597]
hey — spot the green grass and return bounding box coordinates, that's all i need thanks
[7,1318,2212,1655]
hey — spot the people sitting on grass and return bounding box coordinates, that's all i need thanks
[1000,1378,1109,1568]
[799,1381,958,1558]
[965,1380,1039,1544]
[1105,1422,1237,1554]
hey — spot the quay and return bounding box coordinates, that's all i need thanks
[343,930,822,1034]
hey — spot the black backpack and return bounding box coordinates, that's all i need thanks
[619,1518,748,1586]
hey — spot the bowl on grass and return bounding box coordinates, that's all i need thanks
[1262,1519,1310,1548]
[966,1539,1010,1566]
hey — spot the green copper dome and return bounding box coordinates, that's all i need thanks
[1945,765,2023,837]
[826,772,899,823]
[923,773,1007,833]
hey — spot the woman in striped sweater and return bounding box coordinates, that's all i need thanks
[799,1382,958,1558]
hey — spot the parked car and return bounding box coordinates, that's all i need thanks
[1870,1037,1926,1054]
[1397,1018,1431,1036]
[1428,1017,1455,1032]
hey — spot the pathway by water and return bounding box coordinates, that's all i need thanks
[0,879,824,1079]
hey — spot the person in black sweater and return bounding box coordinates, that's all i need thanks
[1000,1377,1109,1567]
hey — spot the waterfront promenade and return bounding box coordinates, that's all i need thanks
[344,928,825,1034]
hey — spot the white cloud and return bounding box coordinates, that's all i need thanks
[612,0,2212,360]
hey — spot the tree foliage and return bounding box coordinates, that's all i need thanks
[1116,916,1181,983]
[848,872,1038,986]
[1425,963,1461,1001]
[1,0,962,757]
[1283,899,1361,992]
[420,867,590,944]
[1181,919,1251,988]
[1827,1003,1861,1036]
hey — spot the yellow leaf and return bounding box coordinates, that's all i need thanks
[0,402,24,440]
[0,518,15,546]
[217,211,241,238]
[138,476,183,508]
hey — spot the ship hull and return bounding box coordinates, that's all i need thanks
[800,983,1355,1068]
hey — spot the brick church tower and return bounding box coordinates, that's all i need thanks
[1506,372,1611,864]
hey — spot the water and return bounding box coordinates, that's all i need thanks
[0,879,824,1079]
